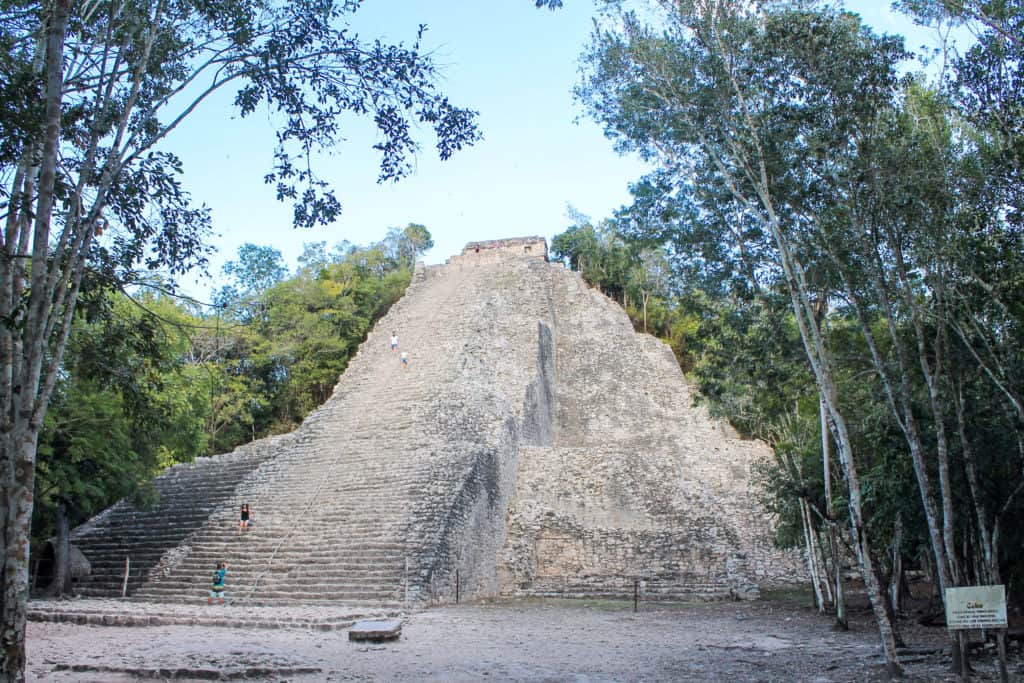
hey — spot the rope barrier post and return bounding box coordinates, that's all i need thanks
[633,578,639,612]
[958,630,969,683]
[455,568,460,605]
[121,556,130,598]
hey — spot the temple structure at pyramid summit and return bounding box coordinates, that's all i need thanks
[66,237,804,606]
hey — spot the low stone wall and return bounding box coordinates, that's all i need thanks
[446,236,549,269]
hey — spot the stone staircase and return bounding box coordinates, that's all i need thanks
[67,238,802,610]
[71,252,557,605]
[70,437,287,597]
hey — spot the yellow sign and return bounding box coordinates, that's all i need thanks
[945,585,1007,630]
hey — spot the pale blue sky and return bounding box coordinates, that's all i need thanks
[171,1,947,295]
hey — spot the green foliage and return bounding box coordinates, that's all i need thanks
[551,214,668,319]
[196,234,418,444]
[215,244,289,322]
[33,291,208,544]
[576,0,1024,598]
[31,226,417,553]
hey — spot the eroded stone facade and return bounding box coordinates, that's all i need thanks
[496,261,802,599]
[70,237,803,604]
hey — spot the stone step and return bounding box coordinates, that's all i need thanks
[145,567,405,584]
[143,577,405,593]
[136,585,402,602]
[28,601,402,629]
[173,546,408,559]
[133,567,402,587]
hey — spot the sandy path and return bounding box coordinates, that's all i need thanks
[26,598,1017,682]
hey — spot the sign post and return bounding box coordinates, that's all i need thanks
[944,585,1009,683]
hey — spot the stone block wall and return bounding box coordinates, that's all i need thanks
[402,258,558,604]
[496,264,805,599]
[446,237,549,269]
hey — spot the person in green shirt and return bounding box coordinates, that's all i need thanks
[208,561,227,605]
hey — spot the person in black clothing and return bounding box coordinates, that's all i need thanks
[237,503,253,535]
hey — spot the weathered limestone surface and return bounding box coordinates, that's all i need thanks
[68,238,802,605]
[498,270,800,599]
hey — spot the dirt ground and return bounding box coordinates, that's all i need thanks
[26,594,1023,682]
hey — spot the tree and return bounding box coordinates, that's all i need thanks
[581,2,1024,675]
[33,292,206,597]
[551,214,639,303]
[1,0,579,676]
[626,247,671,333]
[185,237,414,448]
[578,2,909,673]
[893,0,1024,605]
[382,223,435,269]
[214,243,288,324]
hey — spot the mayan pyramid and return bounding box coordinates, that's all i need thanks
[67,238,801,605]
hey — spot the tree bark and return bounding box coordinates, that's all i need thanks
[2,427,43,682]
[800,498,826,612]
[955,376,999,585]
[759,196,902,677]
[890,514,904,615]
[1,2,71,681]
[43,503,71,598]
[821,396,847,630]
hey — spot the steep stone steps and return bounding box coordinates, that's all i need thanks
[69,435,293,595]
[95,260,528,606]
[64,240,800,610]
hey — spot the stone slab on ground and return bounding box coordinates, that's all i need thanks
[348,618,402,642]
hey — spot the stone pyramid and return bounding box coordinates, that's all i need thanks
[69,238,801,605]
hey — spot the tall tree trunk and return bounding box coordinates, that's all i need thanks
[889,245,960,589]
[815,526,835,608]
[890,514,904,615]
[707,125,902,678]
[955,377,997,585]
[800,498,826,612]
[874,560,905,648]
[775,240,901,676]
[642,291,649,333]
[821,396,847,629]
[761,201,901,676]
[1,2,71,681]
[2,427,43,682]
[43,503,71,598]
[693,19,901,672]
